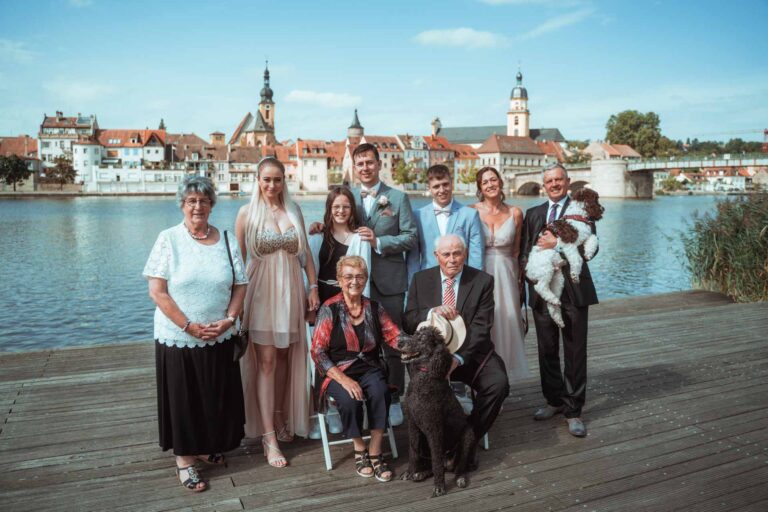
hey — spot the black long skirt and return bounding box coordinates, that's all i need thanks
[156,339,245,455]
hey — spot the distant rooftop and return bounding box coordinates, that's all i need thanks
[440,125,566,144]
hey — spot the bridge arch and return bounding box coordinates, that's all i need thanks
[517,182,541,196]
[570,180,589,192]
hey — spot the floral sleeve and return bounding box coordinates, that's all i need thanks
[377,302,403,350]
[143,232,171,280]
[311,304,335,375]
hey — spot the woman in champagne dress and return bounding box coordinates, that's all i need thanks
[236,157,319,468]
[471,166,530,381]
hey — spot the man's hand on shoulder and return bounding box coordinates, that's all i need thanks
[308,222,324,235]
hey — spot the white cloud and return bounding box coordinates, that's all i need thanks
[284,90,361,108]
[518,8,594,40]
[44,80,116,102]
[414,27,509,49]
[68,0,94,7]
[0,39,37,63]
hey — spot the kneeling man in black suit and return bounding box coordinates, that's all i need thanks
[404,234,509,440]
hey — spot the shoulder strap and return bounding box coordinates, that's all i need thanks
[223,230,235,286]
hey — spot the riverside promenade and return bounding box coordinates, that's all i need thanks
[1,290,767,511]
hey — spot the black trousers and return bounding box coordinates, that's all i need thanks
[451,351,510,439]
[326,367,391,439]
[370,287,405,400]
[532,292,588,418]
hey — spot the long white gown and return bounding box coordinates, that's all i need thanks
[482,217,531,381]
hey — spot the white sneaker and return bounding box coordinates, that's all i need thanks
[326,406,343,434]
[308,417,322,440]
[389,402,404,426]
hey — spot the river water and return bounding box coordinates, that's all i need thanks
[0,195,718,352]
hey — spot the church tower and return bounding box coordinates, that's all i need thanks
[259,62,275,131]
[507,69,530,137]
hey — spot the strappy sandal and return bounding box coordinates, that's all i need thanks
[369,454,393,482]
[354,449,373,478]
[176,465,207,492]
[274,412,294,442]
[262,431,288,468]
[196,453,227,467]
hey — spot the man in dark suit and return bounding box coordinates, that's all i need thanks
[519,163,598,437]
[351,143,418,425]
[405,234,509,439]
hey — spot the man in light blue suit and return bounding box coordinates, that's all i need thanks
[407,164,485,282]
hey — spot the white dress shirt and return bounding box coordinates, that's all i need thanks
[432,200,453,236]
[361,181,382,217]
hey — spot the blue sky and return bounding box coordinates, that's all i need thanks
[1,0,766,143]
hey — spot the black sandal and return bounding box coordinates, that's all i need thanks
[354,450,373,478]
[369,454,393,482]
[196,453,227,467]
[176,465,207,492]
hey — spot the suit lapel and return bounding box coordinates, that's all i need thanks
[456,267,475,313]
[559,196,571,218]
[368,182,390,228]
[353,187,366,224]
[422,205,439,242]
[427,267,443,309]
[445,200,461,235]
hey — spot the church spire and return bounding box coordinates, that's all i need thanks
[260,60,273,102]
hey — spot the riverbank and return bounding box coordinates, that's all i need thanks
[2,290,766,511]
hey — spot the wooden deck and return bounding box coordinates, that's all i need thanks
[2,290,767,511]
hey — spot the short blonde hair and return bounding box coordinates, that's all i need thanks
[336,255,369,279]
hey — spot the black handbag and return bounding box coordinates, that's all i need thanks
[223,230,249,362]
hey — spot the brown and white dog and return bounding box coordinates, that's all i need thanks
[525,188,604,328]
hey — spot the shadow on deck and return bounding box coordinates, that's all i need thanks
[1,290,767,511]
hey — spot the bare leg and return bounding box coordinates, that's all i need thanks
[255,344,286,467]
[273,347,293,441]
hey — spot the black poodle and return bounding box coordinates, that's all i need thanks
[398,326,477,497]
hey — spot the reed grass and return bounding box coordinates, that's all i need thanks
[682,194,768,302]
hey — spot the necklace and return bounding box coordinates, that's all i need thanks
[346,300,363,319]
[186,224,211,240]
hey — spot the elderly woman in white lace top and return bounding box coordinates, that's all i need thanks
[143,176,248,493]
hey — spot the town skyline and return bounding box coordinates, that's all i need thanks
[1,0,766,143]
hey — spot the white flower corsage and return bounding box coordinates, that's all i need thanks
[377,195,389,208]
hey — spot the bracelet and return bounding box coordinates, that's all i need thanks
[309,284,318,290]
[226,315,236,324]
[181,320,191,333]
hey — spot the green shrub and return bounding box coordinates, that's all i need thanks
[682,194,768,302]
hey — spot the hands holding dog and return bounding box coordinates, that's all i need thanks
[536,230,557,250]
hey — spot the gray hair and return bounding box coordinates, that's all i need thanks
[176,175,217,208]
[541,162,569,180]
[434,233,467,251]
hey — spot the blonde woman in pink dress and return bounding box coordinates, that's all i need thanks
[235,157,320,468]
[470,166,531,381]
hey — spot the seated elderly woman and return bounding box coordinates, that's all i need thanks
[310,255,403,482]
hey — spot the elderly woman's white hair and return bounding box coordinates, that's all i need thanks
[176,175,218,208]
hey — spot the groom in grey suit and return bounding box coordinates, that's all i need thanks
[351,143,418,423]
[407,164,485,282]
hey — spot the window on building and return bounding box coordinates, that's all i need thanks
[514,117,519,126]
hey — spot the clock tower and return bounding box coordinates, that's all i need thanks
[507,69,529,137]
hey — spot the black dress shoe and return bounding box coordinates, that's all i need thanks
[533,404,565,421]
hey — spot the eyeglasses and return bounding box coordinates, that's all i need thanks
[340,274,367,283]
[184,198,211,207]
[332,205,352,211]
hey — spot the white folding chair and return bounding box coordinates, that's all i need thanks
[316,396,398,471]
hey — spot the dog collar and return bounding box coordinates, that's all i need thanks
[560,214,592,224]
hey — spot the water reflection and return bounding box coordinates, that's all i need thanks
[0,195,719,351]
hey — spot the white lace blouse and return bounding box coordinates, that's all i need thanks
[143,223,248,348]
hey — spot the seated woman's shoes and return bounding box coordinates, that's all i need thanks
[176,465,207,492]
[566,417,587,437]
[388,402,404,427]
[370,454,393,482]
[354,450,373,478]
[262,431,288,468]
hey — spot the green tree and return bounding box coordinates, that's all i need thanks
[458,164,478,185]
[392,159,415,187]
[0,154,33,191]
[660,176,684,192]
[49,156,77,190]
[605,110,663,157]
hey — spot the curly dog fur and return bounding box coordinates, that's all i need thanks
[525,187,604,328]
[397,326,477,498]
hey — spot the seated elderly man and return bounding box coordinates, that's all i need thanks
[404,234,510,444]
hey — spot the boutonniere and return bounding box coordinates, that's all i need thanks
[377,195,389,208]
